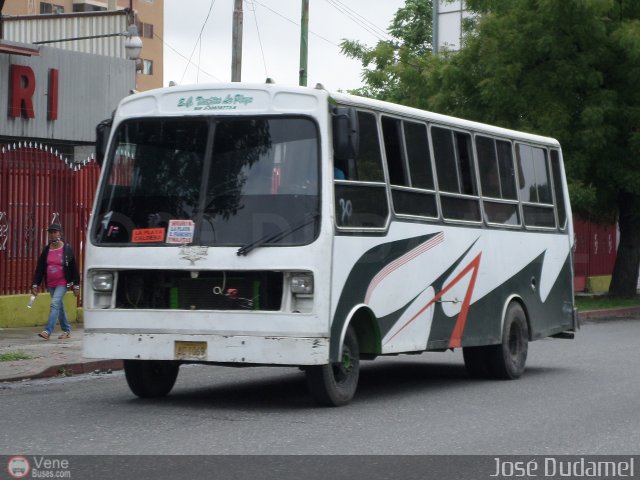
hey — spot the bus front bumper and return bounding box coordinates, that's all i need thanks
[83,331,330,366]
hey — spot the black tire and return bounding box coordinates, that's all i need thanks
[462,346,492,378]
[124,360,180,398]
[306,326,360,406]
[488,302,529,379]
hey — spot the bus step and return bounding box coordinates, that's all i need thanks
[551,331,575,340]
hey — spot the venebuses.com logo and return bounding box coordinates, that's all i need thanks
[7,456,30,479]
[7,456,71,478]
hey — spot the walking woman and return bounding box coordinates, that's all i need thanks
[31,223,80,340]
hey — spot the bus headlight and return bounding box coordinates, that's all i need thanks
[291,273,313,294]
[92,272,114,292]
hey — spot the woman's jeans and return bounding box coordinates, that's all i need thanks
[45,286,71,334]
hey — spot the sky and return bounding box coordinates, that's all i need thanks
[162,0,406,92]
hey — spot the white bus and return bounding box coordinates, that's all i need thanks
[85,82,577,406]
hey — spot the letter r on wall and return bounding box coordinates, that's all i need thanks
[9,64,36,118]
[48,68,59,120]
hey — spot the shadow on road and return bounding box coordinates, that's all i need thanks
[126,357,564,410]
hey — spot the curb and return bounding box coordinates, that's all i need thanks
[579,306,640,320]
[2,359,123,383]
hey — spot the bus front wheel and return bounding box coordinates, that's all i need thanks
[124,360,180,398]
[306,326,360,406]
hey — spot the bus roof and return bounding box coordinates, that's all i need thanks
[115,82,329,119]
[116,82,560,147]
[329,90,561,147]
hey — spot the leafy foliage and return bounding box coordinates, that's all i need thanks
[343,0,640,295]
[340,0,433,102]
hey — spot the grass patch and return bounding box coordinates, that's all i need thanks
[575,295,640,312]
[0,351,32,362]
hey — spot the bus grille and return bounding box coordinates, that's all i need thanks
[114,270,283,311]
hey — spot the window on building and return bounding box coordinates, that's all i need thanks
[142,59,154,75]
[72,3,106,12]
[143,23,154,39]
[40,2,64,13]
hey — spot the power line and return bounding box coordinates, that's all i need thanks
[246,0,269,78]
[324,0,393,42]
[331,0,390,38]
[250,0,339,47]
[180,0,217,84]
[154,32,222,83]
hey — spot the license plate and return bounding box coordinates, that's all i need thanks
[175,341,207,360]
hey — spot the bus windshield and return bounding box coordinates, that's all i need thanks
[92,116,320,247]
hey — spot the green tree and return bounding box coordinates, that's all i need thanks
[343,0,640,297]
[340,0,433,102]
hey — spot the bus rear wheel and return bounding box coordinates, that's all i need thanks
[488,302,529,379]
[463,302,528,380]
[306,326,360,406]
[124,360,180,398]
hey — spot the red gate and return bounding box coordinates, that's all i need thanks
[0,142,101,297]
[573,217,617,292]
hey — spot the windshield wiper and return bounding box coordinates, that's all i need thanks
[236,213,319,256]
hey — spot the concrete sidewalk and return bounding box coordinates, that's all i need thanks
[1,307,639,383]
[0,326,122,383]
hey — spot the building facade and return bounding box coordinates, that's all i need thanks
[0,1,163,299]
[433,0,469,53]
[1,0,163,91]
[0,38,136,296]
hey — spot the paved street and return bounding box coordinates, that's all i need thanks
[1,319,638,455]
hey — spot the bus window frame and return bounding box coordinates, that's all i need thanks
[549,148,568,232]
[334,108,391,234]
[429,123,483,226]
[515,141,558,232]
[473,133,522,230]
[331,104,568,235]
[379,114,440,222]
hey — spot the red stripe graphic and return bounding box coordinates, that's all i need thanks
[385,252,482,347]
[364,232,444,304]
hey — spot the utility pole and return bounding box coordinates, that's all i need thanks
[299,0,309,86]
[432,0,439,54]
[231,0,243,82]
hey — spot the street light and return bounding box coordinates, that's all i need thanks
[32,24,143,61]
[123,24,142,60]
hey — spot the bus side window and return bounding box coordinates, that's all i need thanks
[476,136,520,226]
[334,110,388,229]
[353,111,385,182]
[516,144,555,228]
[381,116,407,185]
[404,121,435,191]
[431,126,481,222]
[382,116,437,218]
[550,149,567,229]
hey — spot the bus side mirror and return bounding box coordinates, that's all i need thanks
[332,107,358,161]
[95,118,112,167]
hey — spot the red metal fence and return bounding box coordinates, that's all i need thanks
[0,142,100,296]
[573,217,617,292]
